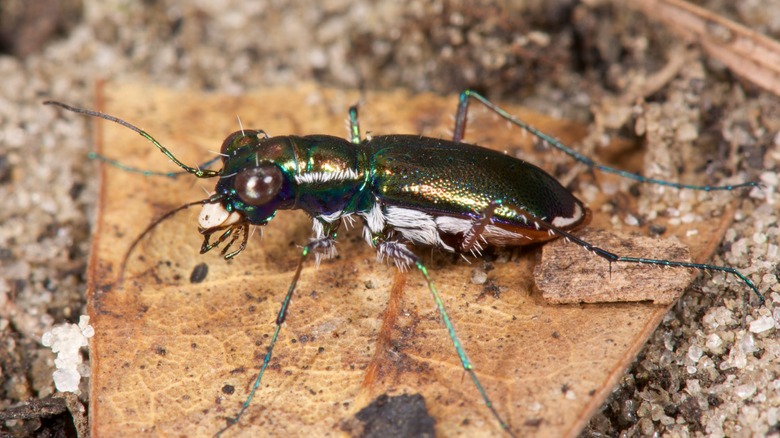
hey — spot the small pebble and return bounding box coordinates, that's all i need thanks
[470,269,487,285]
[706,333,723,351]
[735,383,757,400]
[687,344,703,363]
[749,315,775,333]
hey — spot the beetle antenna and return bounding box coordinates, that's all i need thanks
[44,101,220,179]
[85,151,222,179]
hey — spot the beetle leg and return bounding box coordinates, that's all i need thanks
[312,222,341,266]
[347,105,361,144]
[374,239,517,437]
[216,233,337,437]
[459,201,501,255]
[501,203,765,304]
[453,90,757,191]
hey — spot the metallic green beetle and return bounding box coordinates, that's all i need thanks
[198,132,589,259]
[44,91,762,437]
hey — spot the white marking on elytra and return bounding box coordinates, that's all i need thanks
[295,168,360,185]
[551,203,584,228]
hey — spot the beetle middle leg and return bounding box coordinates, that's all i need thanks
[375,239,517,437]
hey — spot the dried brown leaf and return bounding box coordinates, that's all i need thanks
[86,83,733,437]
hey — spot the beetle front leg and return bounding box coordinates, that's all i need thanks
[311,219,342,266]
[216,232,337,437]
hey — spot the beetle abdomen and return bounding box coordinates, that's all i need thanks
[367,135,589,234]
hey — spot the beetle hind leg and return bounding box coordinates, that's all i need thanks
[500,202,765,304]
[458,201,501,256]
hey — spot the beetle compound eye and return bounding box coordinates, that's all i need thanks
[235,165,283,206]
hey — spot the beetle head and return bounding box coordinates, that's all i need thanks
[198,130,296,259]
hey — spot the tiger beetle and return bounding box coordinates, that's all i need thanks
[45,91,764,437]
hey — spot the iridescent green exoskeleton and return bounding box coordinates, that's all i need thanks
[44,92,764,437]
